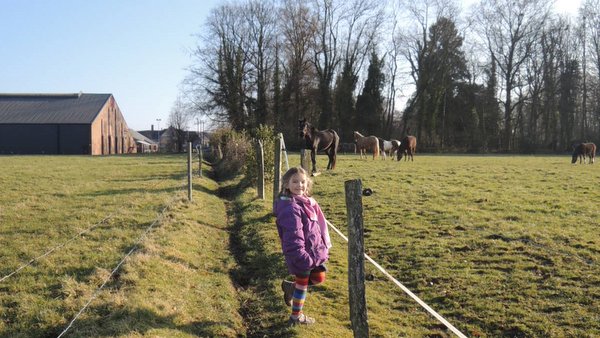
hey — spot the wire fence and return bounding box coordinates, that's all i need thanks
[0,214,114,283]
[326,219,468,338]
[56,198,176,338]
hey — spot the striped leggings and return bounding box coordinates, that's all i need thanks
[291,267,326,318]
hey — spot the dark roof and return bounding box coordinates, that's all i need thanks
[129,129,157,145]
[0,93,112,124]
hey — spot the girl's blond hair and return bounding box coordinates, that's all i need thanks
[278,167,313,197]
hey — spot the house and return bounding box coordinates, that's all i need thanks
[129,129,158,153]
[0,93,136,155]
[138,126,211,153]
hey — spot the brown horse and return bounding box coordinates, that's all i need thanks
[571,142,596,164]
[396,136,417,161]
[353,131,380,159]
[298,118,340,173]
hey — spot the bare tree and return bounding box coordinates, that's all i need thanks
[580,0,600,141]
[168,96,193,152]
[476,0,552,151]
[311,0,344,128]
[334,0,384,140]
[243,0,278,126]
[396,0,459,146]
[278,0,318,137]
[188,4,250,131]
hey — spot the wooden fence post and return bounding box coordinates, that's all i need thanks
[187,142,193,201]
[273,135,282,211]
[345,179,369,337]
[256,139,265,199]
[300,149,310,171]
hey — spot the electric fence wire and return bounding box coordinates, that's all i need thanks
[0,214,114,283]
[56,198,176,338]
[326,220,468,338]
[1,178,173,284]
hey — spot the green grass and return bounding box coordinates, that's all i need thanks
[301,154,600,337]
[1,153,599,337]
[0,155,244,337]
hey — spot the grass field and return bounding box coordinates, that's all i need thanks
[306,154,600,337]
[1,153,598,337]
[0,155,244,337]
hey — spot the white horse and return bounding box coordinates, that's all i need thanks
[377,137,398,159]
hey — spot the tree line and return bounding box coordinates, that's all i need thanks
[178,0,600,153]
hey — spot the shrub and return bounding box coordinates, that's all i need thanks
[210,128,251,180]
[244,125,276,184]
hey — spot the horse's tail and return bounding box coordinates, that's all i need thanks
[331,130,340,169]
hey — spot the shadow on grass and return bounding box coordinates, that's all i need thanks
[42,307,243,338]
[193,183,218,196]
[82,185,182,197]
[218,178,294,337]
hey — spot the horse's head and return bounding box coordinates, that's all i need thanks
[298,118,309,138]
[571,154,578,164]
[353,131,361,142]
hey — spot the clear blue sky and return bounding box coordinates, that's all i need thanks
[0,0,220,131]
[1,0,580,132]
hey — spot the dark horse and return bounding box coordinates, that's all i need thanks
[298,118,340,173]
[572,142,596,164]
[396,136,417,161]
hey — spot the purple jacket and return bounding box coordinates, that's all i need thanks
[274,196,329,275]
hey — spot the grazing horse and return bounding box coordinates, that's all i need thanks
[390,139,401,158]
[571,142,596,164]
[377,137,395,159]
[353,131,380,160]
[298,118,340,173]
[397,136,417,161]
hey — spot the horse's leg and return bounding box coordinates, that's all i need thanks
[332,149,337,169]
[311,149,317,173]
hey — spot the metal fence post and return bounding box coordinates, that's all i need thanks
[256,139,265,199]
[273,135,282,211]
[187,142,192,201]
[198,145,203,178]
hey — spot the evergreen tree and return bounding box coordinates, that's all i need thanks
[333,62,358,142]
[356,51,385,136]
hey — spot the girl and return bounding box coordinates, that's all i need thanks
[274,167,332,326]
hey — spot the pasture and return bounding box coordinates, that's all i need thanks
[307,153,600,337]
[0,155,244,337]
[1,153,598,337]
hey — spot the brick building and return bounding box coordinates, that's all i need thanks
[0,93,136,155]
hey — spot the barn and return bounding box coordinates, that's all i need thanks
[0,93,136,155]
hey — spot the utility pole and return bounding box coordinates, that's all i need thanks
[156,118,161,141]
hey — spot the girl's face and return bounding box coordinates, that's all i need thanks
[287,173,308,196]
